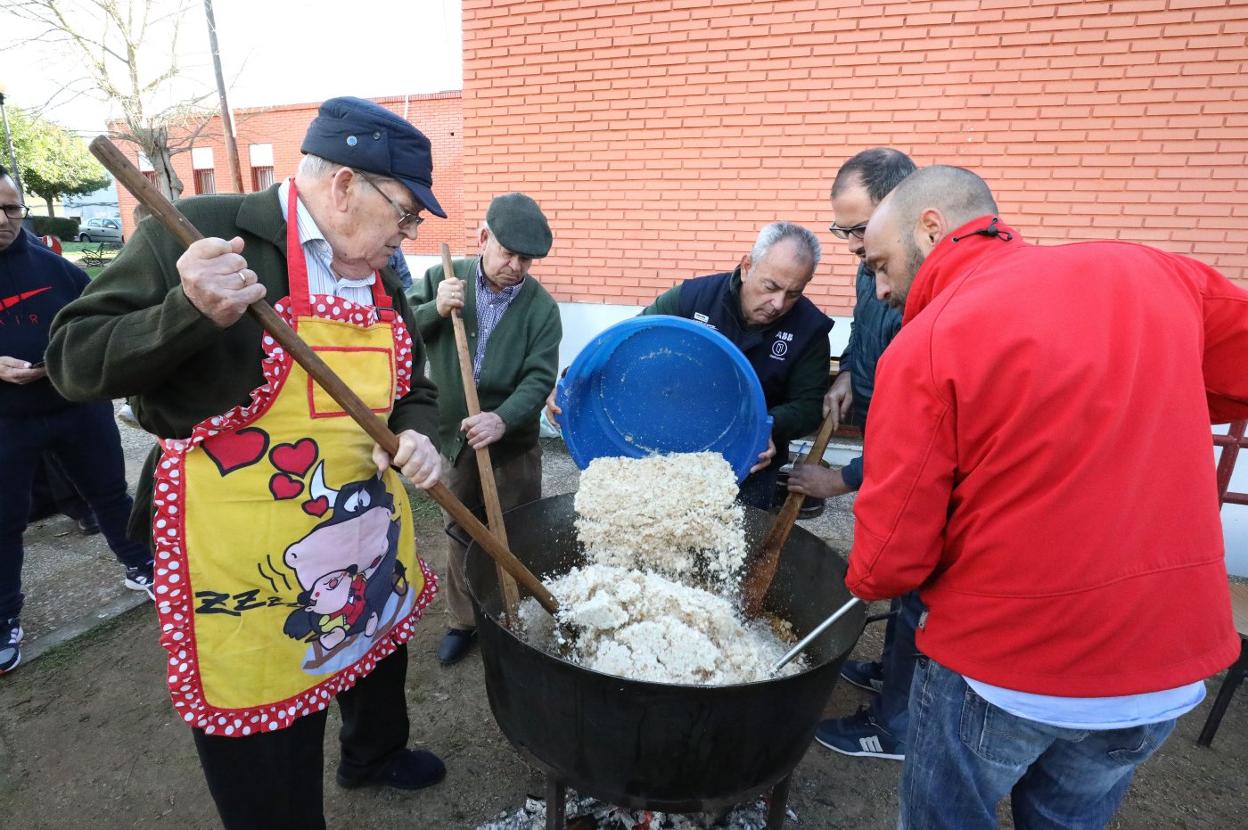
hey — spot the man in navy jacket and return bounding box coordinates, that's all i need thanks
[0,166,154,674]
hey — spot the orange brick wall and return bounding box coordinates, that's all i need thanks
[462,0,1248,314]
[114,93,464,257]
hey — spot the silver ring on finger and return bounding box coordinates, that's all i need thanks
[237,271,247,288]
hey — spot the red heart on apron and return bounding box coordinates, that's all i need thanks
[270,438,318,477]
[269,473,304,501]
[202,427,269,476]
[302,496,330,517]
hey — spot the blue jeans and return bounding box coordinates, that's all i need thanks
[871,591,924,739]
[901,657,1176,830]
[0,402,151,619]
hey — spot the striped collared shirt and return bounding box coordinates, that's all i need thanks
[473,260,523,383]
[277,178,376,307]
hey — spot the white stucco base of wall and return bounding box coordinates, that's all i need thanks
[1215,428,1248,577]
[405,287,1247,579]
[554,301,853,370]
[552,301,1248,578]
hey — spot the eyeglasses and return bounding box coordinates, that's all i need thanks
[828,222,868,240]
[1,204,30,220]
[355,172,424,231]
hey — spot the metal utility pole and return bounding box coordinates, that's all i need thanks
[0,88,26,196]
[204,0,244,193]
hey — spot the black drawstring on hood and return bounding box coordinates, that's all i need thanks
[952,216,1013,244]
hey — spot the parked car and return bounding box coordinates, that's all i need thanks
[77,217,123,244]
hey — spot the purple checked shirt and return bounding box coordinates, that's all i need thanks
[473,261,523,383]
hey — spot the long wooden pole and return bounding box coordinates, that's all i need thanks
[741,410,840,617]
[88,135,558,615]
[441,244,523,624]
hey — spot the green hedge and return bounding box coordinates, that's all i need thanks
[29,215,81,241]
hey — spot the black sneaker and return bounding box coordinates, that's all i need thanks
[436,628,477,666]
[839,659,884,694]
[0,618,23,675]
[124,561,156,601]
[336,749,446,791]
[77,514,100,535]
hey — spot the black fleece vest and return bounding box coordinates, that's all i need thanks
[677,271,832,409]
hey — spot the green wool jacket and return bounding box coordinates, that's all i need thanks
[409,257,561,465]
[45,185,440,540]
[642,271,830,446]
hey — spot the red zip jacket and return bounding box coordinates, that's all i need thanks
[848,216,1248,696]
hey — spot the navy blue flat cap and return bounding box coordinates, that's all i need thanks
[301,96,447,218]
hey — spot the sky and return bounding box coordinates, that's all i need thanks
[0,0,463,137]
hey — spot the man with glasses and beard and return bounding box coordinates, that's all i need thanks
[850,164,1248,828]
[48,98,449,829]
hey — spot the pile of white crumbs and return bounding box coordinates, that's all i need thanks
[519,452,803,685]
[573,451,746,585]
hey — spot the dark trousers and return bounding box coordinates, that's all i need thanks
[192,644,411,830]
[0,402,151,619]
[29,454,92,523]
[442,444,543,630]
[738,450,787,511]
[872,591,926,739]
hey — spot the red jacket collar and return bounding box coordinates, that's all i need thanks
[903,215,1024,324]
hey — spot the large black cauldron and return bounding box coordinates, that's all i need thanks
[466,494,865,827]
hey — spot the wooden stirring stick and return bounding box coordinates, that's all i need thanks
[741,409,840,617]
[442,243,523,624]
[88,135,558,615]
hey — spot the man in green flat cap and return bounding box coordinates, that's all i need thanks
[408,192,562,666]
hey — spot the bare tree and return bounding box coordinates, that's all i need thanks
[4,0,217,199]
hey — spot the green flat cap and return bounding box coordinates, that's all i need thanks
[486,192,553,258]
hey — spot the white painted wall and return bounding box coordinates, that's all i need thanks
[407,254,441,280]
[553,299,851,372]
[1214,426,1248,577]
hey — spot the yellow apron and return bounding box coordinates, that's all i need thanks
[153,182,436,736]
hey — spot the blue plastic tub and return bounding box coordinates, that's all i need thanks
[555,316,772,482]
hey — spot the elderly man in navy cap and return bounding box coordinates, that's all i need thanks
[49,97,449,829]
[409,193,562,666]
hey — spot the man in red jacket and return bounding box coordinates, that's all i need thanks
[852,165,1248,829]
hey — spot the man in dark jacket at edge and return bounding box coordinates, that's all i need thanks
[0,165,156,676]
[788,148,923,761]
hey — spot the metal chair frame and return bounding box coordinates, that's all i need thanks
[1198,421,1248,748]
